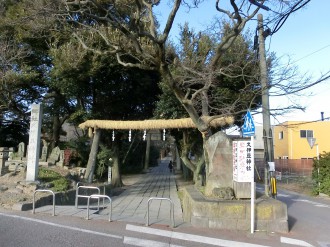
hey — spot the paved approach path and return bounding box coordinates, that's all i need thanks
[33,157,184,227]
[110,157,183,226]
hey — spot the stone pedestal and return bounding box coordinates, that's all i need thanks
[182,186,288,233]
[233,181,254,199]
[204,132,233,196]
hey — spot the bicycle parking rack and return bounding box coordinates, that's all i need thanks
[86,194,112,221]
[75,184,101,208]
[146,197,175,228]
[32,189,55,216]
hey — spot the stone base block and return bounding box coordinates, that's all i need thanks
[233,181,253,199]
[182,185,288,233]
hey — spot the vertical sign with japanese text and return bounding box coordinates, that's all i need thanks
[232,141,238,181]
[232,140,254,182]
[26,104,42,181]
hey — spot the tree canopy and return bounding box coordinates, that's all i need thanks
[1,0,324,186]
[56,0,315,137]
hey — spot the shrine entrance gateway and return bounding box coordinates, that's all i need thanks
[78,116,234,183]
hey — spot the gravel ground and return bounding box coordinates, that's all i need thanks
[0,171,36,209]
[0,167,149,210]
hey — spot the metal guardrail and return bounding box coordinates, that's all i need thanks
[86,194,112,222]
[33,189,55,216]
[75,185,101,208]
[146,197,175,228]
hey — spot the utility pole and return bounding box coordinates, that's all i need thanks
[258,14,274,196]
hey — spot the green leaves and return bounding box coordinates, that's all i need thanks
[38,168,70,192]
[312,152,330,196]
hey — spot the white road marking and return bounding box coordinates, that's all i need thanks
[277,193,291,197]
[123,236,184,247]
[315,204,330,208]
[280,237,314,247]
[126,224,270,247]
[0,212,121,239]
[292,199,330,209]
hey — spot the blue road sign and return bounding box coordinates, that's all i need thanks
[242,111,255,137]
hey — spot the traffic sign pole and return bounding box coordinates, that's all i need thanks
[242,110,256,234]
[250,135,255,234]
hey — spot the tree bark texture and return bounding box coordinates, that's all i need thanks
[84,128,101,183]
[111,143,123,187]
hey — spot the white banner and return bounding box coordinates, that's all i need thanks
[232,140,254,182]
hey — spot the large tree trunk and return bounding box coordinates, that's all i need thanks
[180,151,204,184]
[180,131,205,184]
[49,115,61,151]
[84,128,101,183]
[111,142,123,187]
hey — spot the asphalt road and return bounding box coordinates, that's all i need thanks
[0,209,283,247]
[1,187,330,247]
[276,187,330,247]
[256,184,330,247]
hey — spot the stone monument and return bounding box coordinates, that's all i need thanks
[17,142,25,160]
[47,146,61,166]
[40,140,48,162]
[26,104,42,182]
[0,147,9,176]
[204,131,233,196]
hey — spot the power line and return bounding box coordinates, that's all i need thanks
[271,0,311,35]
[291,44,330,64]
[279,116,330,128]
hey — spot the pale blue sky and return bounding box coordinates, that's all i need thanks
[155,0,330,124]
[263,0,330,124]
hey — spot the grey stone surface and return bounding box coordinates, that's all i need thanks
[17,142,25,159]
[204,131,233,196]
[48,146,61,165]
[182,185,289,233]
[26,104,42,181]
[233,181,252,199]
[40,140,48,162]
[0,147,9,176]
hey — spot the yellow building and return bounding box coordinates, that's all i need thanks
[274,121,330,159]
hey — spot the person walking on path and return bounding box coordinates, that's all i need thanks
[168,160,173,173]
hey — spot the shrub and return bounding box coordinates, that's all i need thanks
[38,168,70,192]
[312,152,330,196]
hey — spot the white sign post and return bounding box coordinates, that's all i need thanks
[242,111,256,234]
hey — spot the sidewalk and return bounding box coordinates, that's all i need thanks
[33,157,184,227]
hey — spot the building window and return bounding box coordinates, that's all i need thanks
[300,130,313,138]
[279,131,284,139]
